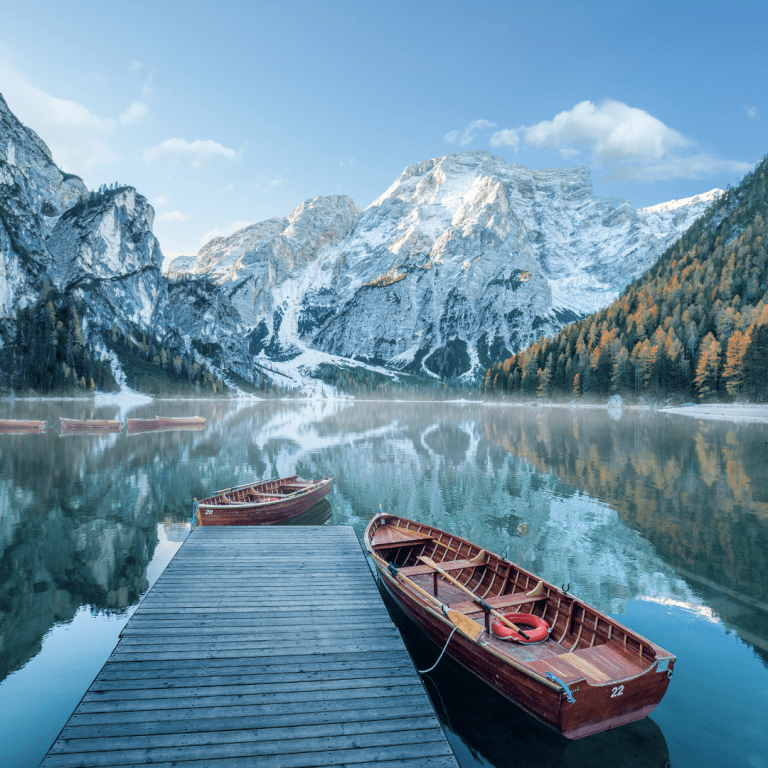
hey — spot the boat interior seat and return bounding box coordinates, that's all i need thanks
[527,647,619,685]
[448,591,547,614]
[398,558,479,577]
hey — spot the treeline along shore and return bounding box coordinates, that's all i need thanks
[484,155,768,403]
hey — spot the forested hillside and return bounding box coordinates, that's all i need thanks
[484,155,768,402]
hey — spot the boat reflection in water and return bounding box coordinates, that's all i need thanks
[278,498,333,526]
[379,587,671,768]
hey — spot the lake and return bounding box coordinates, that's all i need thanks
[1,398,767,767]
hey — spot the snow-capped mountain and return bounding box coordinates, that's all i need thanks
[178,151,720,380]
[1,90,721,390]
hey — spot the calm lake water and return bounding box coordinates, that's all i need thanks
[1,398,767,767]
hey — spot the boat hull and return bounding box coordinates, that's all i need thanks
[366,514,674,740]
[196,477,333,526]
[127,417,205,434]
[60,418,122,433]
[0,420,46,433]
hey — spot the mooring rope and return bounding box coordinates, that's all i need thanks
[418,625,459,674]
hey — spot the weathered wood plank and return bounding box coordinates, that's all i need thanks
[40,525,459,767]
[42,728,451,766]
[52,715,441,752]
[66,691,431,727]
[61,702,431,739]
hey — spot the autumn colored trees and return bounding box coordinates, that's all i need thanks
[484,155,768,402]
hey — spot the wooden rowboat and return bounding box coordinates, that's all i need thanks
[365,512,676,740]
[59,418,122,433]
[0,419,46,433]
[195,475,333,526]
[127,416,205,434]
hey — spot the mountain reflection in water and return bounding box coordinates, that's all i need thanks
[0,399,766,767]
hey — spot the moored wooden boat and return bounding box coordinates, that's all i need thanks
[59,418,122,433]
[195,475,333,526]
[365,512,676,740]
[0,419,47,433]
[127,416,205,434]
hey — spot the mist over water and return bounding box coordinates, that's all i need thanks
[1,399,766,767]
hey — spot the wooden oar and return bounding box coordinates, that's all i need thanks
[369,552,484,640]
[419,556,530,640]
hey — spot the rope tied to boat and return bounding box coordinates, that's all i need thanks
[545,671,576,703]
[418,620,460,675]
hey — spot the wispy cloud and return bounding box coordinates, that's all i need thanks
[255,175,285,190]
[0,57,118,179]
[443,119,496,147]
[444,119,497,146]
[120,100,148,125]
[490,99,751,181]
[156,210,189,223]
[144,138,238,169]
[200,220,254,243]
[745,105,758,119]
[151,194,168,206]
[129,60,143,72]
[489,128,520,150]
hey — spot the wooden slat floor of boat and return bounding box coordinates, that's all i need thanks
[41,525,459,768]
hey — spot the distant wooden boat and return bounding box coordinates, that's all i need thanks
[195,475,333,526]
[127,416,205,434]
[0,419,46,433]
[365,513,676,740]
[59,418,122,433]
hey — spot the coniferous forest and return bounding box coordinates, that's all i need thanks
[484,154,768,402]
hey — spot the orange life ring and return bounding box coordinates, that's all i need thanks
[491,612,550,643]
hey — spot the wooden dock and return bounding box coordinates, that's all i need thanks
[41,525,459,767]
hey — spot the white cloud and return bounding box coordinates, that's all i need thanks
[489,128,520,150]
[255,175,285,190]
[129,60,143,72]
[200,220,254,243]
[151,194,168,206]
[0,58,118,179]
[523,100,690,163]
[156,210,189,223]
[745,105,758,119]
[120,100,148,125]
[144,138,238,169]
[443,130,459,143]
[490,99,750,182]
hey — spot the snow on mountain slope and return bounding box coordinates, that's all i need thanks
[181,150,721,381]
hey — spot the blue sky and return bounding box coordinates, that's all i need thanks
[1,1,765,261]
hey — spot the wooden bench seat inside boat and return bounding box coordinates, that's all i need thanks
[448,591,547,614]
[398,558,478,577]
[371,523,435,551]
[527,644,646,685]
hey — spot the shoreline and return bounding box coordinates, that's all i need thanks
[656,403,768,424]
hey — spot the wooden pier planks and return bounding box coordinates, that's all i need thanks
[41,526,459,768]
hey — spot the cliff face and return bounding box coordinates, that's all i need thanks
[0,93,87,316]
[0,92,250,389]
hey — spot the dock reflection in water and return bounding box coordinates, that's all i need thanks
[380,587,671,768]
